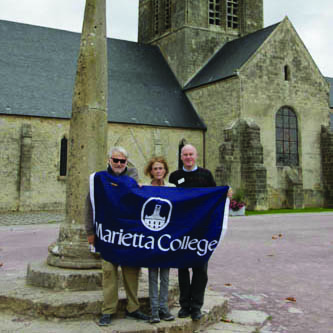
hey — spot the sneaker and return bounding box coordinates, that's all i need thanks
[159,310,175,321]
[98,314,111,326]
[149,313,160,324]
[191,310,202,321]
[178,307,191,318]
[126,309,149,321]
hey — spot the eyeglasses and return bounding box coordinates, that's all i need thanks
[111,157,127,164]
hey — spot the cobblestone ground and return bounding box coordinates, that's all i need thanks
[0,211,65,226]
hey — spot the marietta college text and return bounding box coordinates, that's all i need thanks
[95,221,218,256]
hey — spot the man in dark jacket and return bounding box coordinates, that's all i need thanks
[169,144,216,321]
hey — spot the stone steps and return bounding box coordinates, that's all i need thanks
[0,266,171,319]
[0,290,228,333]
[0,261,230,332]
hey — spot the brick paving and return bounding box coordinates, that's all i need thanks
[0,210,65,226]
[1,211,333,332]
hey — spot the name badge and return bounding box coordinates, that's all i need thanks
[178,178,185,184]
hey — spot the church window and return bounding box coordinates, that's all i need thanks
[165,0,171,30]
[284,65,291,81]
[276,107,299,166]
[209,0,221,26]
[227,0,238,29]
[178,140,186,169]
[60,136,68,176]
[153,0,159,35]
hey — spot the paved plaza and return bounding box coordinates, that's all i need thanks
[0,211,332,332]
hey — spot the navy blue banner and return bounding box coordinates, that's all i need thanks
[90,171,229,268]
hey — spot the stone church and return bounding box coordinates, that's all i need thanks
[1,0,332,212]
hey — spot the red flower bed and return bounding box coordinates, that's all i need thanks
[229,199,245,211]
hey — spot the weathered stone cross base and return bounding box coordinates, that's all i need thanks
[0,262,228,331]
[0,262,270,332]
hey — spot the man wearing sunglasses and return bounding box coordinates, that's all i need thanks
[86,146,149,326]
[107,147,133,176]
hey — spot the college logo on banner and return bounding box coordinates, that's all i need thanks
[90,171,229,268]
[141,197,172,231]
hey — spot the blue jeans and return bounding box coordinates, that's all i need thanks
[148,267,170,315]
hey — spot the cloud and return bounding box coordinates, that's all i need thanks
[264,0,333,76]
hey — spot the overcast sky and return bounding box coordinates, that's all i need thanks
[0,0,332,77]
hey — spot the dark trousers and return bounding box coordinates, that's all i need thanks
[178,262,208,311]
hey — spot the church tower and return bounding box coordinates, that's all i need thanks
[138,0,263,86]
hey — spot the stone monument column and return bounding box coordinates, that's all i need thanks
[47,0,108,268]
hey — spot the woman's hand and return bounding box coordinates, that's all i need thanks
[87,234,95,245]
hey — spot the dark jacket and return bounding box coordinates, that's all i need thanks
[85,166,139,236]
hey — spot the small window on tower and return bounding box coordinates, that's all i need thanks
[227,0,238,29]
[208,0,221,26]
[153,0,159,35]
[284,65,291,81]
[165,0,171,30]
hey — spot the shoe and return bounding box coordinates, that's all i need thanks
[191,310,202,321]
[159,310,175,321]
[178,307,191,318]
[149,313,160,324]
[98,314,111,326]
[126,309,150,321]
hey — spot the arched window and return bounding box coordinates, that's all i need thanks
[178,139,186,170]
[59,136,68,176]
[276,107,298,166]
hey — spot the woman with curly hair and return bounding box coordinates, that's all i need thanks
[144,156,175,323]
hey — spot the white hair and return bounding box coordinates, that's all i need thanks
[108,146,129,159]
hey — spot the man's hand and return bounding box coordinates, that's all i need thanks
[227,188,233,199]
[87,234,95,245]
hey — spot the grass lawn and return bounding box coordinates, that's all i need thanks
[246,207,333,216]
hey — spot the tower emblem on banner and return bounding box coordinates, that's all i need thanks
[141,197,172,231]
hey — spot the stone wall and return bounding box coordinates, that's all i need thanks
[0,115,203,212]
[321,125,333,207]
[186,77,241,174]
[238,18,330,208]
[155,24,231,87]
[0,116,69,212]
[139,0,263,86]
[216,119,268,210]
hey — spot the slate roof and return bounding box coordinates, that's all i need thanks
[0,20,205,129]
[185,23,280,90]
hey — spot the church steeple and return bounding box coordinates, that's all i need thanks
[138,0,263,86]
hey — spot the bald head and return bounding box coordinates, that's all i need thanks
[181,144,198,170]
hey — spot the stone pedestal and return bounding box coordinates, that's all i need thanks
[27,261,102,291]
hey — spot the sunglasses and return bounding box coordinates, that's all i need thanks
[111,157,127,164]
